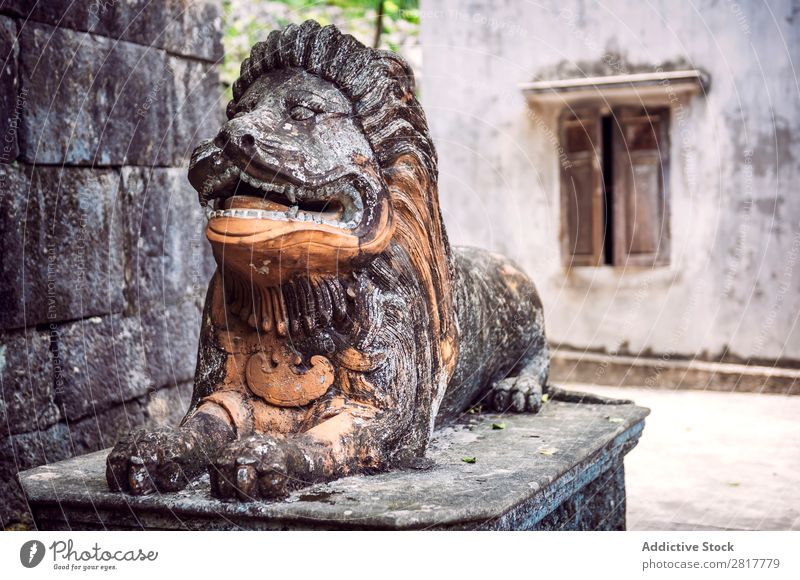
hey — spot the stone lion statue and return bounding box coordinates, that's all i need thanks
[107,20,550,500]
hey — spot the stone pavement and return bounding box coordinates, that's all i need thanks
[571,383,800,530]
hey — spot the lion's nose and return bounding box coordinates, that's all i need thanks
[214,121,256,156]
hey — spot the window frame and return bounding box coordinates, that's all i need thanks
[559,107,605,267]
[559,104,671,269]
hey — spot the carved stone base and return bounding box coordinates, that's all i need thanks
[19,400,648,530]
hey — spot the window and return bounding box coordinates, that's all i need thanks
[560,106,670,268]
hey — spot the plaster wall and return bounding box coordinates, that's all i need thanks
[420,0,800,363]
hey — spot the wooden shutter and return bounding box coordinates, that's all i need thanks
[560,108,604,267]
[611,107,670,266]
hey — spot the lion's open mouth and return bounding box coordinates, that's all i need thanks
[203,165,364,230]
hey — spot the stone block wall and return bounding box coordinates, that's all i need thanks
[0,1,223,528]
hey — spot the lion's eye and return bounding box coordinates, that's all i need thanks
[289,105,316,121]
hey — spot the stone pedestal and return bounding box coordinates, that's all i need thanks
[19,400,648,530]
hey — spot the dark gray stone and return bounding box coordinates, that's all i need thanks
[19,401,648,530]
[1,381,193,528]
[5,380,192,469]
[67,379,194,454]
[161,1,223,63]
[0,164,126,330]
[52,303,201,424]
[168,55,224,165]
[0,0,223,530]
[0,15,19,164]
[121,167,215,309]
[17,22,172,166]
[0,328,59,436]
[1,422,72,529]
[0,436,33,528]
[54,314,148,423]
[3,0,223,62]
[137,297,205,390]
[8,422,73,472]
[482,457,628,530]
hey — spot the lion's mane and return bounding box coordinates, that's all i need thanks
[230,20,458,373]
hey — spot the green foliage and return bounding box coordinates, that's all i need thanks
[220,0,420,102]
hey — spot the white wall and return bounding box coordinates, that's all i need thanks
[420,0,800,363]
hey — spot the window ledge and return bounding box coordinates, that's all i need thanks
[520,69,709,106]
[559,263,680,291]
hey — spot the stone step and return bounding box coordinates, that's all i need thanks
[551,349,800,395]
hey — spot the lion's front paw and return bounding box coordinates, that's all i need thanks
[210,435,305,501]
[106,428,202,495]
[489,375,543,413]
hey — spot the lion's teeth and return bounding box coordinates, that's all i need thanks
[204,175,364,230]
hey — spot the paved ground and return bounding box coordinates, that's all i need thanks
[569,384,800,530]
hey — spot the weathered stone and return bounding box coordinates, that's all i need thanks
[53,304,200,424]
[54,314,148,423]
[121,167,215,309]
[0,15,20,164]
[489,457,628,531]
[0,381,193,527]
[168,56,224,165]
[0,437,33,528]
[0,328,59,436]
[17,22,172,166]
[3,0,223,62]
[12,381,190,464]
[143,380,194,428]
[67,380,194,454]
[8,423,73,472]
[0,164,125,330]
[1,422,72,528]
[108,21,556,500]
[138,297,205,390]
[0,1,223,529]
[161,1,223,62]
[20,401,647,529]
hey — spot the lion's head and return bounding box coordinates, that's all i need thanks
[189,20,456,366]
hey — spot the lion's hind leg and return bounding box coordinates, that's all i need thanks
[488,340,550,414]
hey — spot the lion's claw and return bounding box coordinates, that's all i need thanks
[210,434,301,501]
[106,428,200,495]
[490,376,543,413]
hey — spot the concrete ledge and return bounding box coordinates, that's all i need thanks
[551,349,800,395]
[19,400,648,530]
